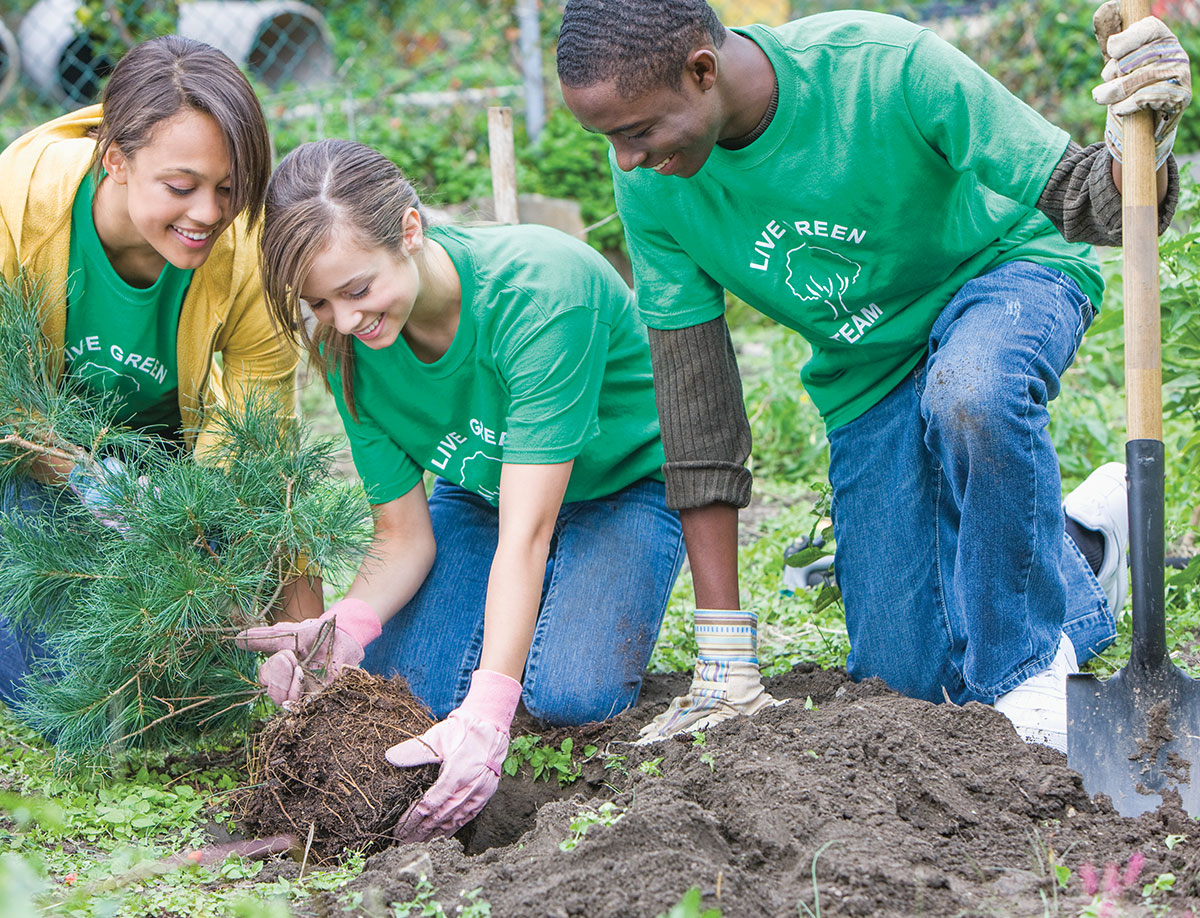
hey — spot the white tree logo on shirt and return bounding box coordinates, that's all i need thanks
[78,362,141,392]
[785,244,862,320]
[459,452,502,503]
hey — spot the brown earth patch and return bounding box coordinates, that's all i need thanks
[297,665,1200,918]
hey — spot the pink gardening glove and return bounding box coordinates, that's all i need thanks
[233,598,382,706]
[386,668,522,842]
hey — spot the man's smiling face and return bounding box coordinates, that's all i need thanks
[561,74,724,179]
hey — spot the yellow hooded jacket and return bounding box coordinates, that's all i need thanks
[0,105,296,455]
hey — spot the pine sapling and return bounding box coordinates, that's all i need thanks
[0,273,372,760]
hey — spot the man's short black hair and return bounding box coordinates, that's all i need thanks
[557,0,727,97]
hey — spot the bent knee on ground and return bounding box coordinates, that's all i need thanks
[521,682,640,726]
[848,651,971,706]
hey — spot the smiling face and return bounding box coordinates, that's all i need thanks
[299,214,425,350]
[100,108,235,275]
[561,65,724,178]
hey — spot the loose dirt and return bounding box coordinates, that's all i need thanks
[235,669,437,861]
[298,664,1200,918]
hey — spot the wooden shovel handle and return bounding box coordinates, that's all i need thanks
[1121,0,1163,442]
[1121,0,1169,670]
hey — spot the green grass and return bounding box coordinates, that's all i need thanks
[0,712,368,916]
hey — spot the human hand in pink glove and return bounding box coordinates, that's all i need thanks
[233,598,382,706]
[386,669,522,843]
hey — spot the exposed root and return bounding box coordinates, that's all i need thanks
[232,668,438,861]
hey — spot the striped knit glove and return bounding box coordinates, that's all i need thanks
[1093,2,1191,169]
[637,610,783,743]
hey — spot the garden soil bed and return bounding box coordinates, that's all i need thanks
[300,664,1200,918]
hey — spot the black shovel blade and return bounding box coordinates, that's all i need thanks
[1067,666,1200,817]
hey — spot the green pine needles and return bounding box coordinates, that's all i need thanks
[0,274,372,760]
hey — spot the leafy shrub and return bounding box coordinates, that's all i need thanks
[949,0,1199,153]
[75,0,178,48]
[519,106,625,252]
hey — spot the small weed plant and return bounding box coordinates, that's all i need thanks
[390,875,491,918]
[656,886,722,918]
[638,756,665,778]
[559,801,625,852]
[797,840,841,918]
[503,735,597,785]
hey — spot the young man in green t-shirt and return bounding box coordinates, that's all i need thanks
[556,0,1191,752]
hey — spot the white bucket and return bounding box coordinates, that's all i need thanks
[178,1,333,89]
[0,18,19,105]
[17,0,119,104]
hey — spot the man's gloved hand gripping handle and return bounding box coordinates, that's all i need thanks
[1093,1,1192,169]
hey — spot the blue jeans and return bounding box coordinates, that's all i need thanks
[0,477,63,709]
[827,261,1115,705]
[363,477,684,724]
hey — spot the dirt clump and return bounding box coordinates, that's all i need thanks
[234,668,437,861]
[314,665,1200,918]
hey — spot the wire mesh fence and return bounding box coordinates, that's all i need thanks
[2,0,333,107]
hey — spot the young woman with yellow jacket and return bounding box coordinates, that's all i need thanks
[0,35,315,711]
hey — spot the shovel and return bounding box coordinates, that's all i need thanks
[1065,0,1200,818]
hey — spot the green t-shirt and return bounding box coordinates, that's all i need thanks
[614,12,1104,432]
[331,224,664,507]
[65,172,189,437]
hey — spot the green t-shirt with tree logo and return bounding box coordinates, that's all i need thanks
[65,172,189,438]
[613,12,1104,432]
[331,224,664,507]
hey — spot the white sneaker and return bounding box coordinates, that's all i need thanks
[1063,462,1129,615]
[994,635,1078,753]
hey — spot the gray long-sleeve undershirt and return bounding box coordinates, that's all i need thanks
[650,147,1181,512]
[1038,142,1179,244]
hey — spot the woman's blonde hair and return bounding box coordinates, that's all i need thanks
[260,139,426,419]
[92,35,270,227]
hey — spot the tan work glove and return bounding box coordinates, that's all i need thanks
[637,610,784,743]
[1093,1,1192,168]
[637,660,782,743]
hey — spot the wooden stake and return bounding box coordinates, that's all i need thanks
[488,106,520,224]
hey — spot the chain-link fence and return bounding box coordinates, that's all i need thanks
[2,0,334,107]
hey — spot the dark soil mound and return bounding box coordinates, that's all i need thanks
[322,665,1200,918]
[235,669,438,861]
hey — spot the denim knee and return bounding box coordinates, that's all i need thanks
[521,678,639,726]
[921,365,1042,449]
